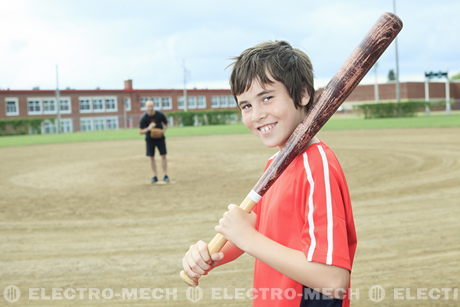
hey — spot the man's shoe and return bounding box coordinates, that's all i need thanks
[151,176,159,183]
[163,175,170,183]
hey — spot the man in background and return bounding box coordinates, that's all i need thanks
[139,100,170,183]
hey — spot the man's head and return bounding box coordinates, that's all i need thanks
[146,100,155,116]
[230,41,315,148]
[230,40,314,112]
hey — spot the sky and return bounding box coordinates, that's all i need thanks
[0,0,458,90]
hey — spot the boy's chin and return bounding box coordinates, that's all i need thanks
[259,137,285,148]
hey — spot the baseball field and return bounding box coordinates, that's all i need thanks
[1,114,459,306]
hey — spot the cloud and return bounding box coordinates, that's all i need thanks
[0,0,458,90]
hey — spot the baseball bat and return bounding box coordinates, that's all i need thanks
[180,12,403,286]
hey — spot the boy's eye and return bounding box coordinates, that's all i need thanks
[263,96,273,103]
[241,103,252,110]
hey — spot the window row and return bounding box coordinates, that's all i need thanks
[26,97,72,115]
[177,96,206,110]
[140,96,173,110]
[80,116,119,132]
[4,95,238,116]
[211,96,237,108]
[40,118,73,134]
[79,96,117,113]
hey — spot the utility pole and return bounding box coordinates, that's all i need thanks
[55,65,61,133]
[374,61,380,102]
[183,60,188,112]
[393,0,401,102]
[424,75,431,115]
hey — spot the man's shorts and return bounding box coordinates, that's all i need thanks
[146,138,167,157]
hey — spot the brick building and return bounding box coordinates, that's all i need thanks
[1,80,459,133]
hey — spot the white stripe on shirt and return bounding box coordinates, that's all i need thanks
[303,152,316,261]
[318,145,334,265]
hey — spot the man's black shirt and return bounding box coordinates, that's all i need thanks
[139,111,168,140]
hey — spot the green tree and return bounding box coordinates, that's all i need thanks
[450,72,460,80]
[387,69,396,82]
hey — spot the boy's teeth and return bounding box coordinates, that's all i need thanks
[260,124,274,133]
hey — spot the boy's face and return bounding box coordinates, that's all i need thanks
[237,78,309,148]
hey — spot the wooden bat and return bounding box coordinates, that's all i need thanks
[180,12,403,286]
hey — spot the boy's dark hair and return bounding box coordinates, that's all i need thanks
[230,41,315,111]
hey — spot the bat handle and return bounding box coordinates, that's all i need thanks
[180,193,260,286]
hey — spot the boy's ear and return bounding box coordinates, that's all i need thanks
[300,90,310,107]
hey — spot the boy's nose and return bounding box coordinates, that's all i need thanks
[251,105,267,122]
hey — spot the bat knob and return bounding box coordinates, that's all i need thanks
[180,270,199,287]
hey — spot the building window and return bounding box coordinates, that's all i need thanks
[153,97,161,109]
[188,96,197,109]
[93,98,104,112]
[28,99,41,114]
[228,96,237,107]
[124,97,131,111]
[211,95,235,108]
[40,118,73,134]
[220,96,228,108]
[59,98,71,114]
[105,98,117,112]
[140,97,149,110]
[80,98,91,112]
[141,96,171,110]
[211,96,219,108]
[197,96,206,109]
[80,116,119,132]
[177,96,203,110]
[42,99,56,114]
[80,118,92,131]
[106,117,118,129]
[161,97,172,110]
[5,98,19,116]
[177,96,185,110]
[79,96,117,113]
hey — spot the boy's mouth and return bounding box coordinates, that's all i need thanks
[257,122,277,136]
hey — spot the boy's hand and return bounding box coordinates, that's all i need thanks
[182,240,224,279]
[215,204,258,251]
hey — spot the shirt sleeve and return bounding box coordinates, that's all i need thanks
[139,115,148,129]
[161,112,168,125]
[301,145,352,271]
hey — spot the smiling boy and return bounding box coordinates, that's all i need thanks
[182,41,357,307]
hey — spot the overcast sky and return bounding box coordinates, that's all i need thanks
[1,0,458,90]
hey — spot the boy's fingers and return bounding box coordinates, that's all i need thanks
[191,247,210,272]
[197,240,211,263]
[227,204,238,210]
[183,255,200,279]
[211,252,224,261]
[186,252,205,276]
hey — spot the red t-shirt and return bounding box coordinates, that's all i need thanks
[251,141,357,307]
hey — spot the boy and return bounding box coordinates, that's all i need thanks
[139,100,170,183]
[182,41,357,306]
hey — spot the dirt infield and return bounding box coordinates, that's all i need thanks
[1,128,459,306]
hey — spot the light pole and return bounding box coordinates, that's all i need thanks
[183,60,188,112]
[55,65,61,133]
[393,0,401,102]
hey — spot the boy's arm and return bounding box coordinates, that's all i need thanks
[245,231,349,298]
[215,205,349,299]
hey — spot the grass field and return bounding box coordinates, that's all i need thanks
[1,112,459,147]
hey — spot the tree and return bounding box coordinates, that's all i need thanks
[450,72,460,80]
[387,69,396,82]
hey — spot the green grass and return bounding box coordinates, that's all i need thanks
[1,112,459,148]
